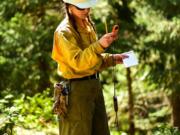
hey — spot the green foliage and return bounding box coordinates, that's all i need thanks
[0,0,61,95]
[152,124,180,135]
[0,88,56,134]
[111,130,128,135]
[93,0,136,54]
[131,0,180,91]
[102,66,171,134]
[0,94,17,135]
[13,88,55,129]
[94,0,179,134]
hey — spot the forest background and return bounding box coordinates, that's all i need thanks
[0,0,180,135]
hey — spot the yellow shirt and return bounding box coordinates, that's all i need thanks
[52,17,114,79]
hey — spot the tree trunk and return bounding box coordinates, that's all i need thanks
[127,68,135,135]
[170,91,180,129]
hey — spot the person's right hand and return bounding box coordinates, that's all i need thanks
[99,32,118,49]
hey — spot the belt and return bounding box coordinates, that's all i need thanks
[70,73,99,81]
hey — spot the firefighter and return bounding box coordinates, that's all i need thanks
[51,0,128,134]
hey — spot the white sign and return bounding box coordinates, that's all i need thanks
[122,50,138,68]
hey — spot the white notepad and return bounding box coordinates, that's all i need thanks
[122,50,138,68]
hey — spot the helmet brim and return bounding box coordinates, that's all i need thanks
[66,0,97,9]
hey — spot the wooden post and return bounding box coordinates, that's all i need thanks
[127,68,135,135]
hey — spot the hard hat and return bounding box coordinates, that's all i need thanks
[63,0,97,9]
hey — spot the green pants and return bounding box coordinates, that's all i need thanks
[59,79,110,135]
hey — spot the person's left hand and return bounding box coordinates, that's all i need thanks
[113,54,129,64]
